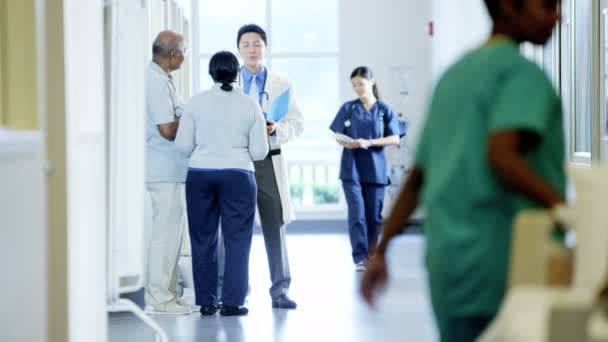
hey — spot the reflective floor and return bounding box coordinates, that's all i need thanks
[109,229,436,342]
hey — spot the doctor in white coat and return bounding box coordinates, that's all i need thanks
[237,23,303,309]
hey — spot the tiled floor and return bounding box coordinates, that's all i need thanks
[109,231,437,342]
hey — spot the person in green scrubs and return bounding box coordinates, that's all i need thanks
[361,1,564,341]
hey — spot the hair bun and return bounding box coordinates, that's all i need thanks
[209,51,239,90]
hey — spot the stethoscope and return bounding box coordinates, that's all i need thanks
[238,66,270,106]
[344,102,385,137]
[344,104,355,127]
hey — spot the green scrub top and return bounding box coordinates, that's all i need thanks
[415,39,566,319]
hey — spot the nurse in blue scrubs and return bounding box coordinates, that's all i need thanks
[330,66,403,272]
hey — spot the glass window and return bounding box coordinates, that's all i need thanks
[198,57,213,91]
[195,0,342,211]
[198,0,265,54]
[560,0,573,157]
[604,11,608,138]
[272,57,339,140]
[543,34,557,86]
[272,58,341,206]
[574,0,592,153]
[271,0,338,53]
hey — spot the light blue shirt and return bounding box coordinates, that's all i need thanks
[241,66,267,106]
[174,84,269,171]
[145,61,189,183]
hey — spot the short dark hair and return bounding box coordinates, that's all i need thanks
[484,0,524,20]
[237,24,268,47]
[209,51,239,91]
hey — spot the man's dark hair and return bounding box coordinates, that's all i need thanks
[237,24,268,47]
[484,0,524,20]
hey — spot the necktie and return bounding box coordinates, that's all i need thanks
[248,75,259,105]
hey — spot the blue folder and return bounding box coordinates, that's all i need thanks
[266,89,290,122]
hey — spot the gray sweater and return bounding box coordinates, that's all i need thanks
[175,84,269,171]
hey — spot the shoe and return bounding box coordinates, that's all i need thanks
[200,305,218,316]
[272,295,297,309]
[219,306,248,316]
[355,261,367,272]
[175,297,200,313]
[145,299,191,315]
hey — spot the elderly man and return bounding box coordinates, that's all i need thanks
[144,30,194,314]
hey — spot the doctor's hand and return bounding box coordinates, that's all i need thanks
[266,120,276,135]
[360,255,388,308]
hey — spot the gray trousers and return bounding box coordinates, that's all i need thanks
[254,155,292,299]
[218,155,291,299]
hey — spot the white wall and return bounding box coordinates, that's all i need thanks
[3,0,107,341]
[0,131,45,342]
[431,0,491,79]
[63,0,108,341]
[340,0,433,145]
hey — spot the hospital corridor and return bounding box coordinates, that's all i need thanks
[3,0,608,342]
[110,228,435,341]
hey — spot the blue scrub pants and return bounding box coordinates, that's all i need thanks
[342,180,385,264]
[185,169,256,307]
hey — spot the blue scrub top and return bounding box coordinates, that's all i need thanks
[329,99,403,185]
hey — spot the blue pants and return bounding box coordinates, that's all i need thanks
[185,169,256,307]
[342,181,385,264]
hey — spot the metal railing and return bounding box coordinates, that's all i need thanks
[287,158,342,206]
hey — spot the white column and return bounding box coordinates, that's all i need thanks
[63,0,108,341]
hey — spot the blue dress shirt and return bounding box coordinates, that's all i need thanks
[241,66,267,106]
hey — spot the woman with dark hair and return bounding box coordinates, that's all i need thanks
[329,66,404,272]
[175,50,268,316]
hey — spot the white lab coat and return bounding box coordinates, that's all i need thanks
[241,70,304,224]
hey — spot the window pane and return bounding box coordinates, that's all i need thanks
[198,0,265,54]
[574,0,591,153]
[560,0,573,156]
[604,14,608,138]
[271,0,338,53]
[198,57,218,93]
[271,58,340,143]
[543,34,556,85]
[272,58,341,206]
